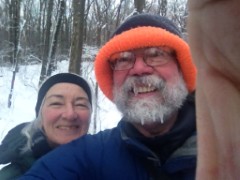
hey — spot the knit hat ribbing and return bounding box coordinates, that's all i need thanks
[112,13,182,38]
[94,13,196,101]
[35,73,92,117]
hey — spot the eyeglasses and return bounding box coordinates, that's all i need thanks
[109,47,176,71]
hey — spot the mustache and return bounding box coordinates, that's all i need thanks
[122,75,166,93]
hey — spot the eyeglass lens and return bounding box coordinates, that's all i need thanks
[109,47,175,70]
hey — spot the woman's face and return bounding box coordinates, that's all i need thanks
[41,83,91,148]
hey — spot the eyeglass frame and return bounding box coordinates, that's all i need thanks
[108,46,176,71]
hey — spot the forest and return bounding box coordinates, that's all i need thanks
[0,0,187,80]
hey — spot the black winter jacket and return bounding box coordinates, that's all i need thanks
[0,123,51,180]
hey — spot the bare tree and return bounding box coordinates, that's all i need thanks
[92,84,99,133]
[168,0,188,33]
[46,0,66,76]
[115,0,124,28]
[37,0,47,59]
[0,1,10,44]
[8,0,20,64]
[39,0,54,85]
[134,0,145,13]
[68,0,85,74]
[7,0,21,107]
[83,0,94,43]
[93,0,104,46]
[59,0,72,54]
[0,0,187,67]
[159,0,167,16]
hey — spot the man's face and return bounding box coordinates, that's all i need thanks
[111,47,188,125]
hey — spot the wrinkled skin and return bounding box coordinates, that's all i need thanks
[187,0,240,179]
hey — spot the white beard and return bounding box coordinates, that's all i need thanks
[113,74,188,125]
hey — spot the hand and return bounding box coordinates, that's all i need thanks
[187,0,240,179]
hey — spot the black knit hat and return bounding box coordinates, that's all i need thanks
[35,73,92,117]
[112,13,182,37]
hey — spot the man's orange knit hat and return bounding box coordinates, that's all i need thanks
[95,13,196,101]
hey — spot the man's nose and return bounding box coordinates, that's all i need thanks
[128,56,153,76]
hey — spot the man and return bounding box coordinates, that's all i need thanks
[187,0,240,179]
[20,13,197,180]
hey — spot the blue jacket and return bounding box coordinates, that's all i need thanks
[20,96,196,180]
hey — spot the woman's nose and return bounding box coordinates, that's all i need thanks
[61,104,77,120]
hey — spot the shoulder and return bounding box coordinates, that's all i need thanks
[21,127,124,179]
[171,133,197,158]
[0,153,36,180]
[0,122,29,164]
[44,127,123,162]
[22,125,137,179]
[59,126,122,153]
[0,163,22,180]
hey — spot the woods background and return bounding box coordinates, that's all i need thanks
[0,0,187,133]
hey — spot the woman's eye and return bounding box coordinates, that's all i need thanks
[75,103,90,109]
[76,103,86,107]
[50,102,62,106]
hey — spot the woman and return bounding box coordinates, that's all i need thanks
[0,73,92,179]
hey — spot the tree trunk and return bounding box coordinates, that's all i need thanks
[134,0,145,13]
[68,0,85,74]
[8,0,14,64]
[46,0,66,76]
[92,83,99,133]
[158,0,167,16]
[115,0,124,29]
[8,0,21,107]
[39,0,54,85]
[37,0,45,58]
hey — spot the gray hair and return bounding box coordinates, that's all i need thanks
[20,103,44,153]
